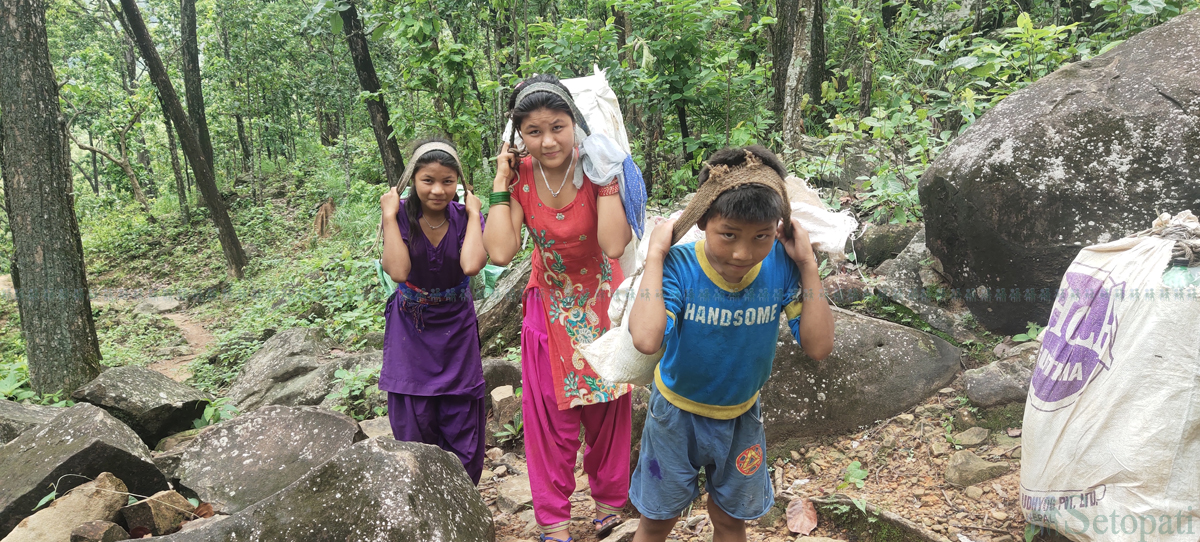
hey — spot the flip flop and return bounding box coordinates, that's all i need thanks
[539,535,572,542]
[592,514,622,539]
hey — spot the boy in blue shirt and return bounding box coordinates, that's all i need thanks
[627,146,835,542]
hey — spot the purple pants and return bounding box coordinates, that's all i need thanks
[387,392,486,485]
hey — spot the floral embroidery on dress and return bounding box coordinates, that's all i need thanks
[556,213,565,221]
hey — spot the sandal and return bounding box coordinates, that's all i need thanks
[539,536,572,542]
[592,514,622,539]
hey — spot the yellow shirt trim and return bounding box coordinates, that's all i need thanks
[784,300,804,321]
[655,365,758,420]
[695,240,761,293]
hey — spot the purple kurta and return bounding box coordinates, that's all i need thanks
[379,200,485,398]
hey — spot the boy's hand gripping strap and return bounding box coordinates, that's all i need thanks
[671,150,791,245]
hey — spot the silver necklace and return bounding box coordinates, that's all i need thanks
[537,151,575,198]
[422,215,447,229]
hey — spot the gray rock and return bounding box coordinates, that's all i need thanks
[70,520,130,542]
[72,366,211,447]
[963,342,1040,407]
[155,438,495,542]
[477,258,532,357]
[489,385,520,430]
[953,426,990,447]
[134,296,181,314]
[481,357,522,405]
[607,518,640,542]
[225,328,380,413]
[174,406,360,514]
[495,474,533,514]
[4,472,128,542]
[854,222,923,269]
[919,10,1200,334]
[945,450,1009,486]
[0,405,167,538]
[0,400,57,444]
[875,227,975,342]
[761,307,960,443]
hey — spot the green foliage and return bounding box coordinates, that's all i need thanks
[1012,321,1045,343]
[325,365,384,421]
[93,306,187,368]
[838,460,869,491]
[193,397,239,429]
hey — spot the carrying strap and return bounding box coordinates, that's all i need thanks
[513,82,592,136]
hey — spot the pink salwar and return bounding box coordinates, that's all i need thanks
[521,288,632,534]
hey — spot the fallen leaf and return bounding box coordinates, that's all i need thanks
[786,497,818,535]
[195,502,215,518]
[1006,428,1022,437]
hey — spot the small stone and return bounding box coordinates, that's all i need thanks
[931,441,951,457]
[495,474,533,514]
[939,387,956,395]
[945,450,1009,486]
[916,404,946,418]
[992,511,1008,521]
[994,535,1015,542]
[607,519,641,542]
[686,514,706,528]
[965,486,984,500]
[913,488,926,496]
[791,450,801,461]
[480,469,495,480]
[896,414,915,424]
[953,426,990,447]
[70,520,130,542]
[485,447,504,461]
[358,417,392,440]
[494,465,508,477]
[120,490,195,536]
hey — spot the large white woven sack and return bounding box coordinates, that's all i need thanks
[1020,231,1200,541]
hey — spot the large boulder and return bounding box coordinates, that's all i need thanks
[477,257,532,357]
[2,472,127,542]
[156,438,495,542]
[919,10,1200,334]
[225,328,380,413]
[173,405,361,514]
[71,365,211,447]
[0,404,167,538]
[0,400,56,444]
[761,307,960,443]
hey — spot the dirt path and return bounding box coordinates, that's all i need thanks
[149,311,216,382]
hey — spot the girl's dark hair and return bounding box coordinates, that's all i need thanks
[507,74,574,151]
[404,137,462,239]
[697,145,791,235]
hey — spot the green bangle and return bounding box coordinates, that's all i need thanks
[489,191,511,205]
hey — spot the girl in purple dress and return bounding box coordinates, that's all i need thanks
[378,138,488,484]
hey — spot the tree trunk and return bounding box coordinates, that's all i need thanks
[339,2,404,186]
[803,0,828,123]
[0,0,103,394]
[675,101,695,168]
[116,0,247,278]
[158,92,190,225]
[773,0,815,150]
[88,129,100,194]
[181,0,215,170]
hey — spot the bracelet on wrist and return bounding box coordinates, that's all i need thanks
[597,183,620,197]
[489,191,511,205]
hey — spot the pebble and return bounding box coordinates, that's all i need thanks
[965,486,984,500]
[485,447,504,461]
[897,414,915,424]
[481,469,495,480]
[791,450,801,461]
[494,465,508,476]
[992,511,1008,521]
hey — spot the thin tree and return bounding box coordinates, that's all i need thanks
[113,0,248,278]
[181,0,215,169]
[339,1,405,185]
[0,0,103,394]
[66,101,156,220]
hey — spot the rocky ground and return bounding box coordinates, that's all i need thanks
[480,379,1027,542]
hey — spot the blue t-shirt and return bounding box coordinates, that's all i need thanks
[656,239,804,419]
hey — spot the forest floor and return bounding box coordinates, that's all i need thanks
[149,311,216,382]
[480,379,1029,542]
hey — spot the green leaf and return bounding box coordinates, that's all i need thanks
[331,12,343,34]
[34,491,56,511]
[949,56,981,70]
[912,59,935,66]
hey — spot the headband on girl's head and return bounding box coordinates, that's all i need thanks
[396,142,467,192]
[512,82,591,136]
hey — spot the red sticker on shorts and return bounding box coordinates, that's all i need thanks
[736,444,763,476]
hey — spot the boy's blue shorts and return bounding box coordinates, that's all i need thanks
[629,383,774,521]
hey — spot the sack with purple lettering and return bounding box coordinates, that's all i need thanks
[1020,233,1200,541]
